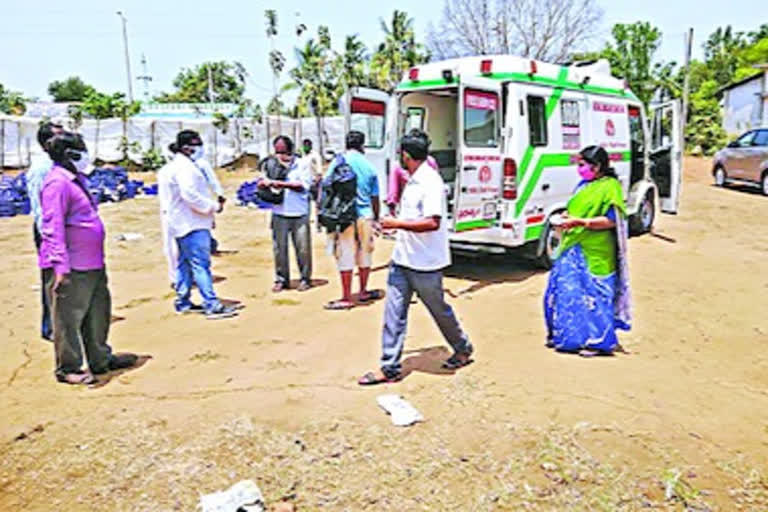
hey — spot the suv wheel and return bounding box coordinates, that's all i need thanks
[762,171,768,196]
[714,166,727,187]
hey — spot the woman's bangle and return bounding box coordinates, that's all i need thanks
[584,219,591,229]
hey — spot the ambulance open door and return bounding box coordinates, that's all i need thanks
[649,100,682,213]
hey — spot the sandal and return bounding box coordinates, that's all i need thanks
[56,371,97,385]
[272,282,286,293]
[297,281,312,292]
[358,290,383,303]
[358,371,403,386]
[324,300,354,311]
[442,352,474,370]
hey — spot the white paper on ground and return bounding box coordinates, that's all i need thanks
[377,394,424,427]
[199,479,265,512]
[116,233,144,241]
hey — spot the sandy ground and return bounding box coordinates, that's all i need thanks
[0,157,766,511]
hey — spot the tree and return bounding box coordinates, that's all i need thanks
[370,10,430,92]
[47,76,96,102]
[578,22,667,108]
[0,83,25,115]
[337,35,369,89]
[78,91,140,161]
[155,61,247,103]
[286,30,340,158]
[265,9,287,132]
[426,0,602,62]
[704,26,747,86]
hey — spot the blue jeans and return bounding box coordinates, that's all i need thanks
[380,263,472,376]
[175,229,220,313]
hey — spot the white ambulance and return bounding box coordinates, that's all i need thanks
[342,55,682,266]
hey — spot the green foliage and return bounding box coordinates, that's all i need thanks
[141,147,167,171]
[47,76,96,102]
[76,91,140,120]
[0,83,26,115]
[212,112,230,134]
[704,26,748,85]
[600,22,667,107]
[370,10,430,93]
[155,61,246,104]
[686,80,728,156]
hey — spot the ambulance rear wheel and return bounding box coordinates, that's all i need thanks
[630,191,654,235]
[535,221,560,270]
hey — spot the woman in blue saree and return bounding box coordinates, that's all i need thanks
[544,146,632,357]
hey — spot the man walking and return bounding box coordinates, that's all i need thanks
[324,131,381,310]
[260,135,313,292]
[26,121,63,341]
[161,131,238,319]
[40,132,137,385]
[358,130,473,385]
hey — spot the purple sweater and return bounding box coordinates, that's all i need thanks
[39,165,105,274]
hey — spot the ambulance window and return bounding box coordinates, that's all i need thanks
[350,98,386,149]
[406,107,425,132]
[527,96,547,146]
[560,100,580,149]
[464,89,499,147]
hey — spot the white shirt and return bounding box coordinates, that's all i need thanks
[271,156,312,218]
[392,162,451,271]
[158,154,218,239]
[195,158,224,197]
[302,150,322,177]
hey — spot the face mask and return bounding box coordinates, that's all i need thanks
[189,145,205,161]
[302,146,311,155]
[578,163,597,181]
[72,151,92,174]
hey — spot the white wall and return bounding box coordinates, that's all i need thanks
[723,72,767,135]
[401,92,458,150]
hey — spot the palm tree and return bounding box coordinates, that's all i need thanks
[704,26,746,85]
[265,9,285,133]
[287,34,338,159]
[370,10,429,92]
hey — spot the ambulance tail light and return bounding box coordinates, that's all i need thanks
[529,60,538,75]
[409,67,420,82]
[480,59,493,75]
[503,158,517,200]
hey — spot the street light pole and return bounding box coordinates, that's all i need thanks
[116,11,134,103]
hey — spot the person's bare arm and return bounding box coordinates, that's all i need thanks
[381,215,440,233]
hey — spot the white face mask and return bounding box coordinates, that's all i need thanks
[190,145,205,161]
[72,150,93,174]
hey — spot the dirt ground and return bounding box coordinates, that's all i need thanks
[0,157,766,511]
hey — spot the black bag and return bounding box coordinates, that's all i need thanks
[256,156,290,204]
[318,155,358,233]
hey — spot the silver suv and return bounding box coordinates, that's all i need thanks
[713,128,768,195]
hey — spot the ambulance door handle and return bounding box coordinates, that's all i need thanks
[463,165,477,171]
[542,183,551,191]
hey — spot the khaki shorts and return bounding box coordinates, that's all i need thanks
[333,218,375,271]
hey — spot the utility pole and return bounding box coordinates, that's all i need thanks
[116,11,134,103]
[681,28,694,149]
[137,54,153,102]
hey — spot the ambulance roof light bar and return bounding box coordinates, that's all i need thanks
[409,67,420,82]
[480,59,492,75]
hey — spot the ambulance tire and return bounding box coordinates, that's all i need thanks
[534,221,559,270]
[629,191,654,235]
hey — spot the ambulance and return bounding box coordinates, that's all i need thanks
[342,55,682,266]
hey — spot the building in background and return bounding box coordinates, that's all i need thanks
[720,64,768,135]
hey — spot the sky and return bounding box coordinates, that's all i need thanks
[1,0,765,106]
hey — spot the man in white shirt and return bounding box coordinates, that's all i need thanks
[26,121,63,341]
[259,136,313,292]
[159,130,237,319]
[301,138,322,179]
[358,130,473,385]
[194,156,225,254]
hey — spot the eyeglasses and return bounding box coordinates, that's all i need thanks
[275,150,291,155]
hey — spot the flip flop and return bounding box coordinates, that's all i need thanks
[56,371,97,385]
[324,300,354,311]
[358,371,403,386]
[358,290,383,303]
[442,353,474,370]
[578,349,614,358]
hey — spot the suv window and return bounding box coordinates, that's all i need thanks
[753,130,768,147]
[736,131,756,147]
